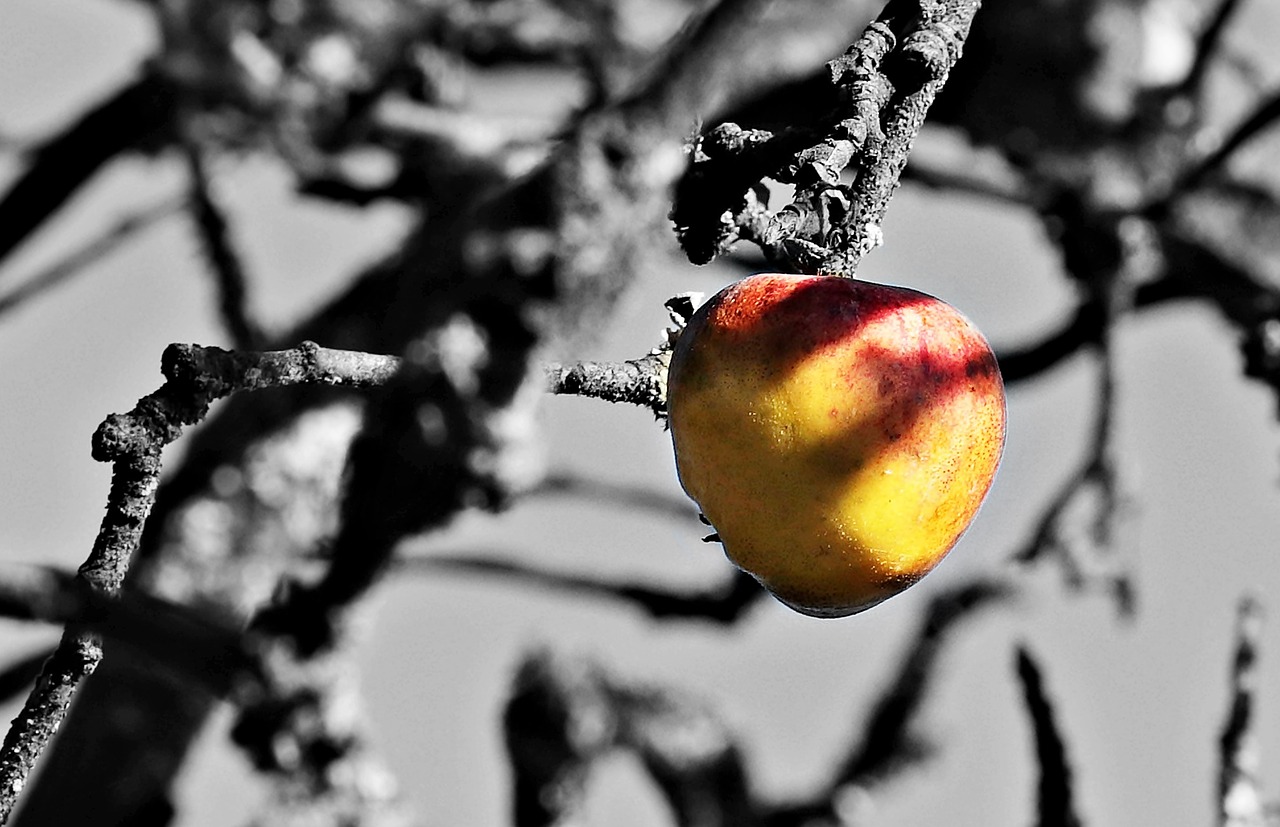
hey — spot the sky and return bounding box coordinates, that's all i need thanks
[2,2,1280,826]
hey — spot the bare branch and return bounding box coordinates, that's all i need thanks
[1011,218,1143,614]
[183,141,266,349]
[1159,89,1280,205]
[1176,0,1249,102]
[545,352,670,417]
[996,300,1105,384]
[1218,596,1267,827]
[823,0,983,275]
[1016,645,1083,827]
[503,649,755,827]
[672,0,984,274]
[833,580,1010,787]
[0,341,401,820]
[408,553,763,624]
[0,70,175,272]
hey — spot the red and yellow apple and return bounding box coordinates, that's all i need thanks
[666,273,1005,617]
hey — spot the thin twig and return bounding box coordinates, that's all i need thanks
[403,554,763,624]
[544,352,670,417]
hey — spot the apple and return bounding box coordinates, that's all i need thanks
[666,273,1005,617]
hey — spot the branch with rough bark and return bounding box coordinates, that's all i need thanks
[673,0,983,275]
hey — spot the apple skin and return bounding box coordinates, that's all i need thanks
[666,273,1005,617]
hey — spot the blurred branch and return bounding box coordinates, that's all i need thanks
[502,582,1009,827]
[433,0,621,69]
[234,604,408,827]
[0,651,51,710]
[1218,596,1267,827]
[1009,346,1137,614]
[995,273,1209,386]
[0,561,404,827]
[183,141,266,349]
[1015,645,1083,827]
[996,300,1105,384]
[612,672,757,827]
[0,567,87,625]
[370,96,557,165]
[629,0,781,135]
[1157,88,1280,208]
[0,69,174,273]
[901,149,1031,204]
[1176,0,1247,101]
[404,554,763,624]
[0,197,181,320]
[0,565,252,696]
[503,649,755,827]
[1011,215,1143,614]
[833,580,1010,787]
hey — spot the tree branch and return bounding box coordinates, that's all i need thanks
[1218,596,1266,827]
[822,0,982,275]
[1157,88,1280,206]
[1176,0,1249,103]
[1015,645,1083,827]
[833,580,1010,786]
[672,0,985,275]
[408,554,764,624]
[183,141,266,350]
[0,70,175,273]
[545,352,670,418]
[0,341,401,821]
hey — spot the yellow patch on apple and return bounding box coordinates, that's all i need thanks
[667,273,1006,617]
